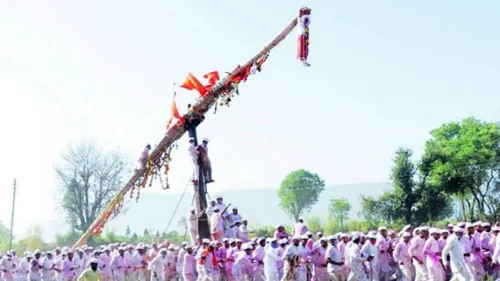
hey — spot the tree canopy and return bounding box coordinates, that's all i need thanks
[55,140,130,232]
[420,117,500,221]
[277,169,325,222]
[328,198,351,231]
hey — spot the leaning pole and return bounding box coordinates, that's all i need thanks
[74,12,305,248]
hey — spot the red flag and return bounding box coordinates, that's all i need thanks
[172,100,183,120]
[166,93,185,130]
[180,73,208,97]
[203,71,220,88]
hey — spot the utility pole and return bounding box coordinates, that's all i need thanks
[184,109,211,241]
[9,179,16,250]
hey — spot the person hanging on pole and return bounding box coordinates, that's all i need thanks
[138,144,151,171]
[197,138,214,183]
[188,138,200,184]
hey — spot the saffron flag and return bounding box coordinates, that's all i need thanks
[180,73,208,97]
[203,71,220,89]
[166,93,184,130]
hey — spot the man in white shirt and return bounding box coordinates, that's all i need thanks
[326,236,344,281]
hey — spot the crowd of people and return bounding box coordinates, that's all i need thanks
[1,216,500,281]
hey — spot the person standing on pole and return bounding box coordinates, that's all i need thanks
[188,138,200,184]
[197,138,214,183]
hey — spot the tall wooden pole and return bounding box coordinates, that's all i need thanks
[73,16,298,248]
[9,179,16,250]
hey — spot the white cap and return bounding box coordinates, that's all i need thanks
[453,227,465,233]
[209,241,217,247]
[159,249,167,253]
[292,235,301,241]
[257,237,265,243]
[481,222,491,227]
[441,229,449,234]
[185,245,193,250]
[351,232,360,241]
[465,223,473,228]
[89,258,99,264]
[279,238,288,244]
[305,231,312,235]
[242,243,253,250]
[429,228,439,234]
[203,138,209,143]
[492,226,500,232]
[202,238,210,244]
[213,206,220,211]
[473,221,482,227]
[215,194,223,199]
[457,222,466,227]
[189,137,195,142]
[319,237,328,242]
[182,241,189,246]
[402,225,412,232]
[402,232,411,238]
[168,245,175,250]
[300,234,308,240]
[340,233,349,238]
[327,235,337,240]
[367,233,377,240]
[269,238,277,243]
[378,226,387,231]
[222,238,229,242]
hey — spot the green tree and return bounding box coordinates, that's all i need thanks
[54,140,130,232]
[305,215,323,234]
[277,169,325,222]
[328,198,351,231]
[359,192,396,227]
[391,148,418,224]
[125,225,131,237]
[420,117,500,221]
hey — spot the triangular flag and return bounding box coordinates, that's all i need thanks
[180,73,208,97]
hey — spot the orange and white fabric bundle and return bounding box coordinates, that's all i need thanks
[297,7,311,67]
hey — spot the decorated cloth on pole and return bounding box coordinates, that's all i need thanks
[180,71,220,96]
[297,7,311,67]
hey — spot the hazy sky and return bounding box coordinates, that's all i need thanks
[1,0,499,236]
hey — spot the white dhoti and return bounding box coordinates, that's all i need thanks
[188,229,198,245]
[413,260,428,281]
[192,159,199,181]
[450,268,472,281]
[399,262,413,281]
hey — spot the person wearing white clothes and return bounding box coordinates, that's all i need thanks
[424,228,445,281]
[187,208,199,245]
[188,138,200,183]
[346,232,370,281]
[231,244,254,281]
[361,233,379,281]
[325,236,344,281]
[264,239,283,281]
[409,227,429,281]
[442,227,472,281]
[393,232,413,281]
[149,249,167,281]
[40,252,54,281]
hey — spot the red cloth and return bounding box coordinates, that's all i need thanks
[181,73,208,96]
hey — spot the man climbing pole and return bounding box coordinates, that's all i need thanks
[197,138,214,183]
[188,138,200,184]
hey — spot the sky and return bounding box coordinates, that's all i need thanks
[0,0,499,237]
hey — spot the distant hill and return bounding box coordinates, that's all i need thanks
[41,182,391,241]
